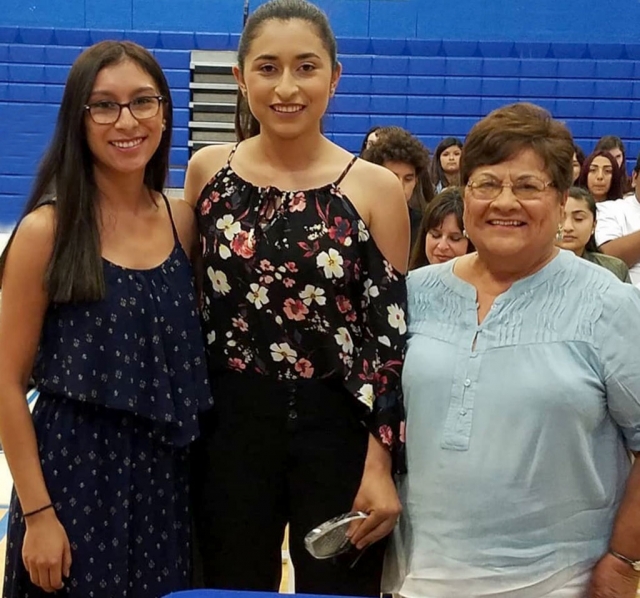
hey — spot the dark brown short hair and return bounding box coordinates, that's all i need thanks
[460,103,574,193]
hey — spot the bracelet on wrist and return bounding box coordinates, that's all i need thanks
[22,503,54,520]
[609,549,640,572]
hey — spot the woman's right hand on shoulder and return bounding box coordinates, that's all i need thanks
[22,508,72,592]
[184,143,235,208]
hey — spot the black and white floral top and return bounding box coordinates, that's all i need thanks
[196,145,407,470]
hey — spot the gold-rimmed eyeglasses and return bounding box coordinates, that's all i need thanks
[466,176,555,201]
[84,95,165,125]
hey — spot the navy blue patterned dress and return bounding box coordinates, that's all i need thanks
[3,197,213,598]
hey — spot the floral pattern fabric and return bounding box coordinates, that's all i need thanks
[196,149,408,470]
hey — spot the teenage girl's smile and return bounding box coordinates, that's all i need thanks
[270,103,306,116]
[109,136,147,151]
[234,18,340,139]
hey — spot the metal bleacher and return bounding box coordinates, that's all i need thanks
[2,28,640,224]
[189,50,238,153]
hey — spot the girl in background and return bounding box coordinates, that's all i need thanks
[557,186,630,282]
[595,135,631,193]
[431,137,463,193]
[409,187,473,270]
[578,150,625,202]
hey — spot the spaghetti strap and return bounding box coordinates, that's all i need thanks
[226,143,239,167]
[160,193,180,244]
[334,156,358,186]
[36,197,57,208]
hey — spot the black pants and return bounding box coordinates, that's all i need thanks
[191,371,386,597]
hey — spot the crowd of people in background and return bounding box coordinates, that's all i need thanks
[360,125,640,287]
[0,0,639,597]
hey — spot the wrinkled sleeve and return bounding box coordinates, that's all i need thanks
[599,286,640,451]
[344,225,408,474]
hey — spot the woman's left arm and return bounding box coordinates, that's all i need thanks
[344,164,410,549]
[588,287,640,597]
[588,453,640,597]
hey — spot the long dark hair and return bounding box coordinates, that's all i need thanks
[573,143,585,184]
[234,0,338,141]
[577,150,624,202]
[567,186,599,253]
[431,137,463,190]
[594,135,630,193]
[0,41,172,303]
[409,186,473,270]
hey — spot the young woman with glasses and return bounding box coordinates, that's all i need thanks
[0,41,212,598]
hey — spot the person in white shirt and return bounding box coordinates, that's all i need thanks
[595,153,640,287]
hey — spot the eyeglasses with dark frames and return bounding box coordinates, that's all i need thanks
[467,176,555,201]
[84,95,165,125]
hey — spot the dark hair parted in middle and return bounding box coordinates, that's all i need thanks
[0,40,172,303]
[461,102,574,194]
[234,0,338,141]
[431,137,463,190]
[577,150,625,202]
[409,187,474,270]
[594,135,630,194]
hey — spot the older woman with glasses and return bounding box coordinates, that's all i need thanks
[385,103,640,598]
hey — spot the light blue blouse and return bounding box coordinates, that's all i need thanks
[387,250,640,598]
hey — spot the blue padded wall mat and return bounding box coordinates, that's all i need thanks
[1,26,640,225]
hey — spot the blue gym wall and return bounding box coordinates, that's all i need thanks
[1,1,640,225]
[2,0,638,43]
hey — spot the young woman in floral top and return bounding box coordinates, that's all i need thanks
[185,1,409,595]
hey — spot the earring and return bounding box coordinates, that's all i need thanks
[162,122,166,132]
[463,229,469,238]
[555,224,563,242]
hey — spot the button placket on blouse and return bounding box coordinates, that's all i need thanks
[441,313,483,451]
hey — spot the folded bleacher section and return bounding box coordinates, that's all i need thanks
[1,28,639,227]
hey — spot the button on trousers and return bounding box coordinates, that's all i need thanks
[191,371,386,596]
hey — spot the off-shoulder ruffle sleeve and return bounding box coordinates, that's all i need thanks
[344,222,407,474]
